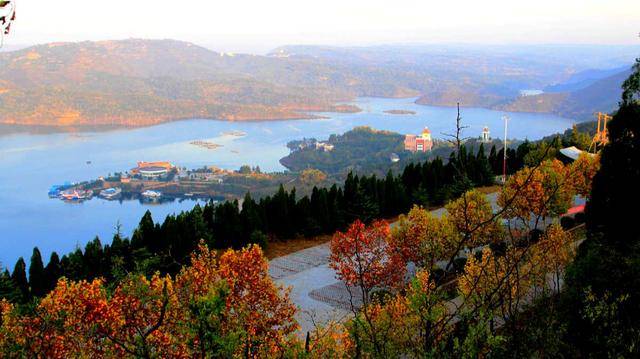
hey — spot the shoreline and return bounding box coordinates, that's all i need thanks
[0,105,363,137]
[0,95,582,137]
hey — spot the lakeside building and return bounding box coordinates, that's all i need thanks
[132,161,174,179]
[404,127,433,152]
[314,142,335,152]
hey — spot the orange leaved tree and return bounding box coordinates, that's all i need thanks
[329,219,406,357]
[0,243,298,358]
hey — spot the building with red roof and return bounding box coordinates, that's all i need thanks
[404,127,433,152]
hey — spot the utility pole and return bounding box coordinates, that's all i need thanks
[502,115,509,183]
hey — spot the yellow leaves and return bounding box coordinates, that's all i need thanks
[459,223,576,316]
[534,223,576,275]
[0,300,16,349]
[446,190,502,247]
[570,153,600,198]
[458,248,495,300]
[390,205,457,266]
[303,321,353,359]
[500,155,599,222]
[459,247,535,314]
[413,270,436,297]
[175,241,219,300]
[499,159,576,221]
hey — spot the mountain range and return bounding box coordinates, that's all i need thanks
[0,39,636,129]
[494,68,632,119]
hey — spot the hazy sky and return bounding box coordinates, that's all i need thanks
[8,0,640,53]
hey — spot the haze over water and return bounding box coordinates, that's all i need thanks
[0,97,575,266]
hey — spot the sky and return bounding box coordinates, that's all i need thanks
[6,0,640,53]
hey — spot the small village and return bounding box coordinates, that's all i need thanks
[47,161,263,202]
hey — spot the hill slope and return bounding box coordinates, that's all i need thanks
[0,39,353,127]
[1,40,637,128]
[494,68,631,121]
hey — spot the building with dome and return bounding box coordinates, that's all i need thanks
[404,127,433,152]
[132,161,174,179]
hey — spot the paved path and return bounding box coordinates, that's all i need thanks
[267,196,501,334]
[269,243,350,334]
[268,192,582,334]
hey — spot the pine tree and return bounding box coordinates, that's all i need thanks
[11,257,29,300]
[83,238,104,280]
[44,252,62,293]
[475,143,494,186]
[0,269,21,302]
[28,247,46,297]
[131,210,157,249]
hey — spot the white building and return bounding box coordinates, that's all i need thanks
[481,126,491,143]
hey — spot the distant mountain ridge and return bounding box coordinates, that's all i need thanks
[544,65,630,93]
[495,67,631,121]
[0,39,637,129]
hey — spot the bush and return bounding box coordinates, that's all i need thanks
[529,229,544,243]
[561,216,576,230]
[489,241,507,257]
[431,267,446,285]
[249,230,268,249]
[453,257,468,273]
[370,289,393,304]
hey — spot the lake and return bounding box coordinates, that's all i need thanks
[0,97,576,266]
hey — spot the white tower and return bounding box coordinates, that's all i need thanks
[481,126,491,143]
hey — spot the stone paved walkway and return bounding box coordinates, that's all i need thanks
[269,243,350,334]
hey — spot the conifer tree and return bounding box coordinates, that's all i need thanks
[11,257,28,300]
[28,247,45,297]
[44,252,62,293]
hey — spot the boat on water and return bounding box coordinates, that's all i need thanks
[60,189,93,201]
[48,185,63,198]
[141,190,162,199]
[99,187,122,199]
[48,182,75,198]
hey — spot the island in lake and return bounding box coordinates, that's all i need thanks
[384,109,417,115]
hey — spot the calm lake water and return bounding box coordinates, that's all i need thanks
[0,97,576,265]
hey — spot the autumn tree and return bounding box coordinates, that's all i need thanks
[569,152,600,198]
[390,205,457,268]
[218,245,298,356]
[444,190,502,257]
[329,219,405,357]
[499,159,575,230]
[0,243,298,358]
